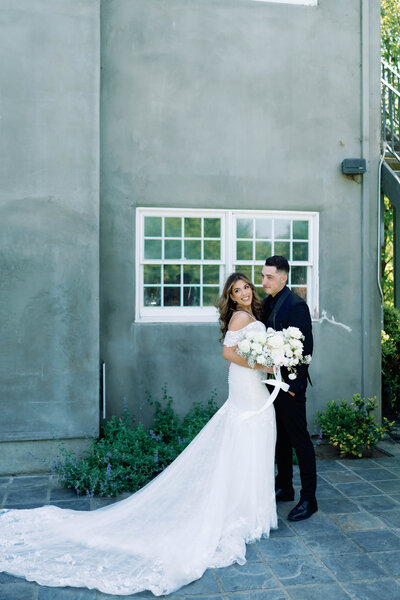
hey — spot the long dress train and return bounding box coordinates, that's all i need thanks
[0,320,277,596]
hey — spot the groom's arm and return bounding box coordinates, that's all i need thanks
[287,301,313,396]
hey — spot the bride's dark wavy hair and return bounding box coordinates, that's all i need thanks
[216,272,262,341]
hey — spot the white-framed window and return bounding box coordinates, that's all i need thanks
[136,208,319,322]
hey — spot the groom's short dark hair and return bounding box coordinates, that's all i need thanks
[265,255,290,274]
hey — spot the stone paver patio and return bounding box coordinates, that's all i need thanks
[1,453,400,600]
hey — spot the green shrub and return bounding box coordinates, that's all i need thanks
[382,302,400,417]
[53,387,219,497]
[316,394,393,457]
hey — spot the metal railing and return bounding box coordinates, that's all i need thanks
[381,59,400,163]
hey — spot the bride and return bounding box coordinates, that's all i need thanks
[0,272,277,597]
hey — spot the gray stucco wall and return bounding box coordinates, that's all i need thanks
[0,0,381,474]
[0,0,100,471]
[100,0,381,426]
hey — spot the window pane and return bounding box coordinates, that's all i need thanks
[164,264,181,284]
[253,265,264,287]
[275,219,291,239]
[165,239,181,259]
[236,218,253,239]
[256,241,272,261]
[255,219,272,239]
[292,286,307,302]
[183,287,200,306]
[144,239,162,259]
[144,265,161,284]
[234,264,253,280]
[204,240,221,260]
[144,216,162,237]
[274,241,290,258]
[184,217,201,238]
[255,286,267,300]
[203,265,219,284]
[236,241,252,260]
[292,242,308,261]
[291,266,307,285]
[203,287,219,306]
[144,287,161,306]
[164,287,181,306]
[165,217,181,237]
[184,239,201,259]
[184,264,200,284]
[204,218,220,238]
[293,220,309,240]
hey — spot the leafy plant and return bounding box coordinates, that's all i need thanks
[381,0,400,68]
[316,394,393,458]
[382,303,400,417]
[52,387,219,497]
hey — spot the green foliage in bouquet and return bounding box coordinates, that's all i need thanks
[53,386,219,497]
[316,394,393,458]
[382,303,400,418]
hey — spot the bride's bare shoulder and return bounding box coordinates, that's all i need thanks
[228,311,255,331]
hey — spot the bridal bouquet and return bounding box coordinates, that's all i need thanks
[236,326,311,380]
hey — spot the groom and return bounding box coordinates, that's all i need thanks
[261,255,317,521]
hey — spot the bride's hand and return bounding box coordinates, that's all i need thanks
[257,365,275,374]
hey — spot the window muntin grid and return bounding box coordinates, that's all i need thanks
[136,209,318,322]
[142,215,223,309]
[234,216,311,303]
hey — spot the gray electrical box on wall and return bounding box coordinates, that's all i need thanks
[341,158,367,174]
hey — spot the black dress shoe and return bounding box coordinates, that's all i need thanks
[275,488,295,502]
[287,498,318,521]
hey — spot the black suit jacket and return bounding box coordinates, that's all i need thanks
[261,287,313,397]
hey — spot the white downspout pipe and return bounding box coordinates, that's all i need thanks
[360,0,370,399]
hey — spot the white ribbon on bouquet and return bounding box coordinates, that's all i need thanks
[238,366,289,422]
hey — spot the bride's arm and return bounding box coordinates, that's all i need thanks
[222,312,270,371]
[223,345,273,371]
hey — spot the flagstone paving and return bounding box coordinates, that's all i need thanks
[1,455,400,599]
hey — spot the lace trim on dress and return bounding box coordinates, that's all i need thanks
[224,329,245,347]
[223,320,264,347]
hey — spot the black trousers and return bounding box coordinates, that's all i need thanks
[274,390,317,501]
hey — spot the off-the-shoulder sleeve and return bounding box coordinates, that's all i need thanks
[223,330,242,347]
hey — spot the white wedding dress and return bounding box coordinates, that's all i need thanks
[0,320,277,596]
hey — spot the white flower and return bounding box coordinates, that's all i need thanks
[238,339,250,353]
[291,338,303,350]
[271,349,285,365]
[288,373,297,380]
[253,331,267,344]
[286,327,303,339]
[256,354,267,365]
[294,347,303,357]
[268,334,285,349]
[304,354,312,364]
[251,342,262,353]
